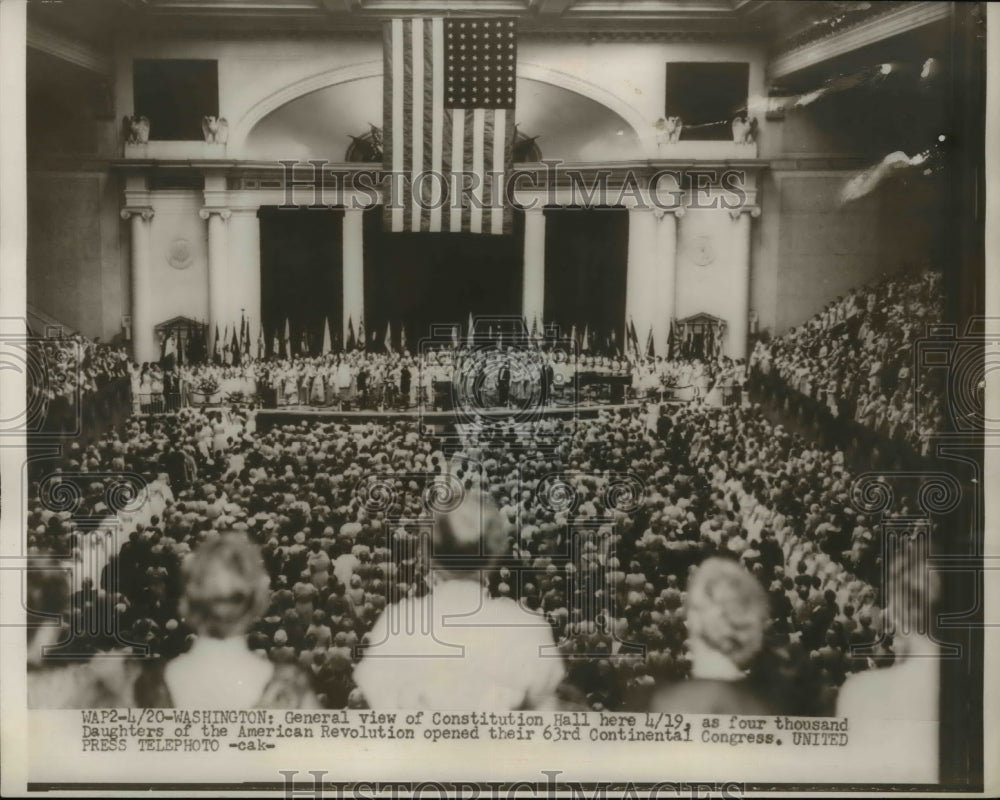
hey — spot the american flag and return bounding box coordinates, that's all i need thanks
[383,17,516,234]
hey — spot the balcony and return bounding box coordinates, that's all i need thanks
[654,140,757,161]
[123,141,228,160]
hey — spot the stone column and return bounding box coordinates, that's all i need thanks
[625,206,659,357]
[229,209,262,355]
[728,205,760,361]
[343,208,365,343]
[522,207,546,329]
[200,207,231,358]
[0,0,26,336]
[653,206,684,357]
[121,207,156,363]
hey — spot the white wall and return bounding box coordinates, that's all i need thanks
[674,206,748,357]
[114,32,771,160]
[146,192,210,328]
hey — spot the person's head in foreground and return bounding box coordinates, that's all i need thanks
[180,532,271,639]
[135,532,319,708]
[684,557,769,675]
[429,487,507,581]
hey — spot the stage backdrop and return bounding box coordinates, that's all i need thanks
[259,207,344,356]
[543,207,628,352]
[363,208,524,350]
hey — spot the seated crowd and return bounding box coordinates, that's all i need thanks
[749,269,945,456]
[28,396,912,714]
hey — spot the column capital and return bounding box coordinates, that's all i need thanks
[653,206,685,221]
[728,205,761,220]
[199,207,232,221]
[121,206,154,222]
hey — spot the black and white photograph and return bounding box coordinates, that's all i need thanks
[0,0,994,796]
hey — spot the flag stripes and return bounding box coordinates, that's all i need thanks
[383,17,515,234]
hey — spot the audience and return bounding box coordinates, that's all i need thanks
[27,398,907,714]
[29,334,130,431]
[750,270,945,456]
[25,278,949,713]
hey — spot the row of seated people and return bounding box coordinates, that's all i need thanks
[749,270,946,456]
[25,398,926,717]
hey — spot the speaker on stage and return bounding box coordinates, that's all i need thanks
[433,381,453,411]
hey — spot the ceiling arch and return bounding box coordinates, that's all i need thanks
[235,60,652,160]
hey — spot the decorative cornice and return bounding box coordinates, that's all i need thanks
[120,207,155,221]
[199,207,232,221]
[769,2,951,80]
[26,22,113,76]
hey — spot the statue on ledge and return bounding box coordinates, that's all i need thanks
[122,115,150,145]
[732,115,758,144]
[655,116,683,145]
[202,116,230,145]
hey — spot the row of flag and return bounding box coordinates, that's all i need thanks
[160,314,718,364]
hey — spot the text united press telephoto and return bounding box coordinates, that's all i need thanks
[0,0,992,797]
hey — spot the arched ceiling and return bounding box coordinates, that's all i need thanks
[243,76,641,163]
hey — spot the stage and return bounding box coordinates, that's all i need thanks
[253,399,677,431]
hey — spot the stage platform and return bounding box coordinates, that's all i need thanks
[253,400,676,431]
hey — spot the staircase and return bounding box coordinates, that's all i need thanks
[26,304,78,338]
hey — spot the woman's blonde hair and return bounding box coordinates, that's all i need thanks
[180,533,271,638]
[685,557,769,669]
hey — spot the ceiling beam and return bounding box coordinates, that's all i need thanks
[26,21,113,76]
[319,0,361,12]
[529,0,577,15]
[768,1,950,80]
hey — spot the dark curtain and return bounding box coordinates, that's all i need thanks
[259,207,344,357]
[363,208,524,351]
[543,207,628,349]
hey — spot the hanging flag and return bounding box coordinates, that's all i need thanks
[300,326,309,357]
[645,326,655,359]
[384,321,393,353]
[451,324,460,349]
[281,319,290,359]
[357,318,366,350]
[569,323,577,353]
[530,316,539,343]
[400,324,408,353]
[271,332,279,360]
[581,324,590,353]
[382,17,517,234]
[257,328,265,361]
[346,317,356,351]
[231,325,241,366]
[610,326,619,357]
[627,318,640,359]
[212,324,221,364]
[467,312,475,348]
[322,317,332,355]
